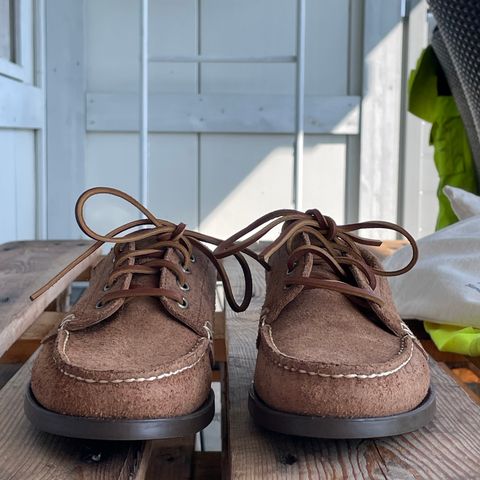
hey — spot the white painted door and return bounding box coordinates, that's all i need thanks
[0,0,45,244]
[84,0,358,239]
[60,0,436,240]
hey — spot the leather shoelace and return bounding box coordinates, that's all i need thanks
[214,209,418,307]
[31,187,261,313]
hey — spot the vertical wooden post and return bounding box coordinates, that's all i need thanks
[45,0,86,238]
[359,0,404,233]
[293,0,306,211]
[34,0,47,240]
[139,0,149,208]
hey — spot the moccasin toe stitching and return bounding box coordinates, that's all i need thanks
[254,326,430,418]
[31,338,212,419]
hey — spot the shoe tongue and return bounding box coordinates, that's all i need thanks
[66,235,169,332]
[310,258,343,281]
[158,247,217,337]
[308,237,351,282]
[122,239,211,337]
[130,237,163,288]
[261,232,314,324]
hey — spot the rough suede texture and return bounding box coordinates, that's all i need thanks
[31,245,216,419]
[254,244,430,418]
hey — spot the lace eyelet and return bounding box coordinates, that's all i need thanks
[181,265,191,274]
[177,297,189,309]
[190,254,196,263]
[286,261,298,275]
[177,280,190,292]
[103,283,111,292]
[95,300,105,309]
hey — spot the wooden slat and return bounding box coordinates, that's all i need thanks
[0,311,64,364]
[0,363,21,390]
[192,452,221,480]
[86,93,360,135]
[145,437,195,480]
[213,310,227,364]
[439,363,480,407]
[225,256,480,479]
[0,355,151,480]
[0,241,101,357]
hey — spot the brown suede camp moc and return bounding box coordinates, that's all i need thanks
[215,209,435,439]
[25,187,255,441]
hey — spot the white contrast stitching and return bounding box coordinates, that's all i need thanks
[203,321,213,341]
[264,325,413,379]
[400,320,416,338]
[57,349,207,384]
[62,330,71,362]
[56,317,211,384]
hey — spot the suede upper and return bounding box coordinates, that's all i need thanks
[31,244,217,419]
[253,229,430,418]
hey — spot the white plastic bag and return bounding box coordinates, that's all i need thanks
[385,215,480,327]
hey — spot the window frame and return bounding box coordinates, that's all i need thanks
[0,0,30,81]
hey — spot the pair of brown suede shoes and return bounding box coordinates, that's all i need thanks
[25,187,435,441]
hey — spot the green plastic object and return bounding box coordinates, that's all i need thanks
[424,322,480,357]
[408,46,478,230]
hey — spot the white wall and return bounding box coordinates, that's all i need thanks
[0,0,439,245]
[84,0,352,239]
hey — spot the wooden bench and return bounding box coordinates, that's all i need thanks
[0,241,224,479]
[223,248,480,479]
[1,240,479,479]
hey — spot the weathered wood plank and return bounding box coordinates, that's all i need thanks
[225,256,480,479]
[0,241,101,357]
[86,93,360,135]
[214,309,227,364]
[192,452,222,480]
[0,363,21,390]
[0,355,151,480]
[0,311,64,364]
[438,363,480,407]
[145,437,195,480]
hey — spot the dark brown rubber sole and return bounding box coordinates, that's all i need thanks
[24,385,215,441]
[249,386,436,439]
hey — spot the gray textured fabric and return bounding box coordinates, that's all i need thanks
[428,0,480,178]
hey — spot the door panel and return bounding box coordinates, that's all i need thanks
[85,132,199,230]
[0,0,42,243]
[85,0,354,236]
[0,129,36,243]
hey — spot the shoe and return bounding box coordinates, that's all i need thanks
[25,187,255,441]
[215,209,435,439]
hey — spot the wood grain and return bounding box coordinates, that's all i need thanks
[192,452,222,480]
[0,355,150,480]
[0,241,101,357]
[86,93,360,135]
[225,257,480,480]
[145,437,195,480]
[0,312,64,364]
